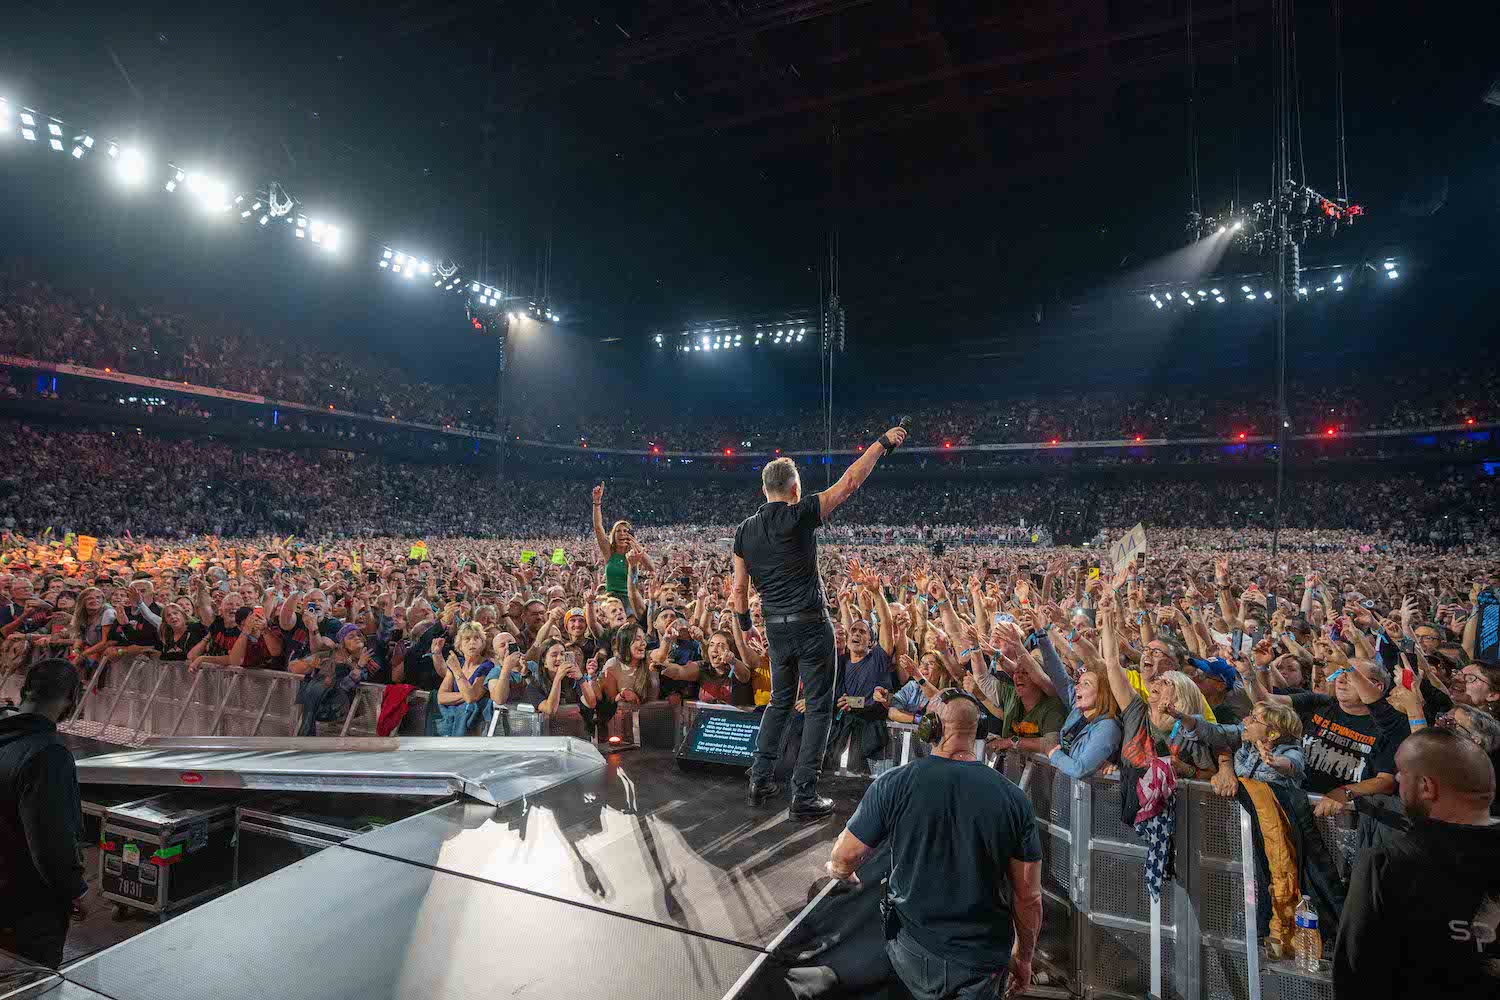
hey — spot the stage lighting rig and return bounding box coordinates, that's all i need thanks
[1144,259,1392,311]
[527,301,559,323]
[1193,182,1365,251]
[5,88,566,321]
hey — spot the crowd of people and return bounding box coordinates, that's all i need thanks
[0,467,1495,991]
[510,374,1498,452]
[1,420,1497,546]
[3,273,1498,994]
[0,277,496,430]
[4,275,1498,457]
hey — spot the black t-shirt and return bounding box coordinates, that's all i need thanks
[733,494,826,616]
[159,623,207,661]
[847,755,1042,970]
[1333,818,1500,998]
[207,617,241,656]
[119,604,163,648]
[1290,693,1400,794]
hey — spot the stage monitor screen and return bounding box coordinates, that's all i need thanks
[677,707,762,768]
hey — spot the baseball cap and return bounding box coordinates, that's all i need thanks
[1191,656,1238,691]
[564,607,587,624]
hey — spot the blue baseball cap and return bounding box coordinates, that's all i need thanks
[1191,656,1238,691]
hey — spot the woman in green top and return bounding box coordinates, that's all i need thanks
[591,483,636,598]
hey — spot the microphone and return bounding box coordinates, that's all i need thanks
[883,416,911,452]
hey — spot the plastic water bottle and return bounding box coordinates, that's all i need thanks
[1293,895,1322,972]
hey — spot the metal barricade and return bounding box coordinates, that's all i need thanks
[64,657,432,744]
[992,754,1341,1000]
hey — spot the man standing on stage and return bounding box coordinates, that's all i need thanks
[733,422,908,819]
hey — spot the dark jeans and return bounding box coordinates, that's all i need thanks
[886,932,1006,1000]
[0,903,70,969]
[751,617,835,799]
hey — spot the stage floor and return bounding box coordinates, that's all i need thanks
[11,750,869,1000]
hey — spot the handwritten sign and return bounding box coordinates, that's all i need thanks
[1109,523,1147,587]
[77,535,99,562]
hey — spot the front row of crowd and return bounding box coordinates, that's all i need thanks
[3,532,1499,996]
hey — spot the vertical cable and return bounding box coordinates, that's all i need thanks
[1332,0,1349,203]
[1186,0,1201,221]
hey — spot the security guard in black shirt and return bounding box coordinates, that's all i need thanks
[0,658,87,969]
[733,421,907,818]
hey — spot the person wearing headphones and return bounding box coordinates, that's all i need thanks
[825,689,1043,999]
[0,658,88,969]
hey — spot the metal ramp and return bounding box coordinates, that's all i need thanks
[75,735,605,806]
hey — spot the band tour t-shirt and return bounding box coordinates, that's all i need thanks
[1289,693,1399,794]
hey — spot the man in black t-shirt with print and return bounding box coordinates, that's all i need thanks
[733,424,907,819]
[1243,656,1407,806]
[825,691,1043,999]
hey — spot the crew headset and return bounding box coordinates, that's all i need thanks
[914,687,983,746]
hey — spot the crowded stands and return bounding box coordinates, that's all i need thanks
[4,277,1497,456]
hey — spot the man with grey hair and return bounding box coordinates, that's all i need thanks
[734,421,907,818]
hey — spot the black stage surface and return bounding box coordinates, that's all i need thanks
[6,750,877,1000]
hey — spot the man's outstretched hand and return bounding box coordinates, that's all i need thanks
[882,426,909,451]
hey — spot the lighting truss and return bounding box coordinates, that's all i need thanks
[1143,260,1392,311]
[3,91,564,315]
[653,316,812,350]
[1190,181,1366,254]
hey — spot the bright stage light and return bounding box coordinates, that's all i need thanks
[418,260,430,274]
[1245,294,1256,302]
[1215,296,1225,304]
[184,172,232,212]
[114,147,148,186]
[403,265,414,279]
[1332,274,1342,284]
[1154,300,1163,309]
[1386,270,1399,279]
[1263,290,1273,299]
[1210,288,1220,296]
[70,145,83,158]
[20,111,35,127]
[46,122,61,137]
[49,138,63,152]
[1217,226,1226,234]
[259,215,270,226]
[1241,285,1251,293]
[1382,261,1395,270]
[1232,221,1243,231]
[21,128,36,142]
[472,282,481,291]
[379,260,389,269]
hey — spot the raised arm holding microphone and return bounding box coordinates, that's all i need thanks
[732,420,909,818]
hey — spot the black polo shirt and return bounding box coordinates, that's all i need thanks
[733,493,826,617]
